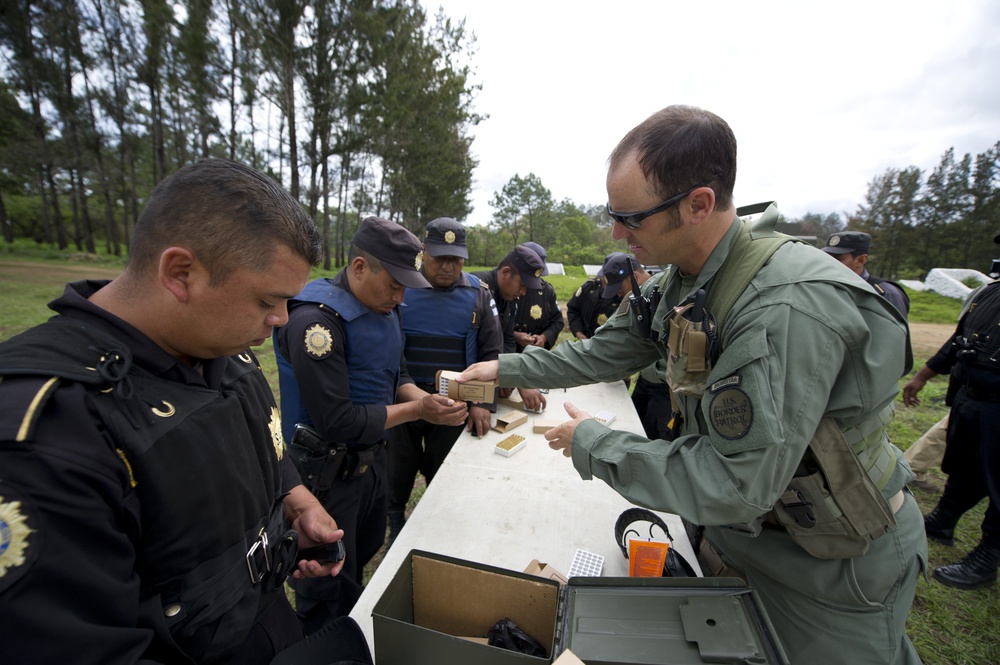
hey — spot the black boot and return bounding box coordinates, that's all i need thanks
[923,505,958,546]
[933,541,1000,590]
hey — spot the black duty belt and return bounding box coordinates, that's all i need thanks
[965,387,1000,402]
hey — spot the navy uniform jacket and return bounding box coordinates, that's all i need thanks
[0,281,300,665]
[471,268,517,353]
[566,277,621,338]
[513,279,564,350]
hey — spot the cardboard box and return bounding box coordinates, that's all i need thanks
[532,419,561,434]
[436,370,496,403]
[523,559,568,585]
[494,410,528,433]
[499,392,543,413]
[372,550,789,665]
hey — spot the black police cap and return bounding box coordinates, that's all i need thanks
[351,216,430,289]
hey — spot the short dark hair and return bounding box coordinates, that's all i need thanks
[128,159,322,285]
[348,244,384,273]
[609,105,737,212]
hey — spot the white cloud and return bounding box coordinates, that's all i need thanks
[422,0,1000,226]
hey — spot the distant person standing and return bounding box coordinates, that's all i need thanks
[902,231,1000,590]
[566,253,625,340]
[821,231,910,316]
[513,241,565,351]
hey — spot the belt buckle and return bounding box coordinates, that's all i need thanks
[246,529,271,584]
[723,517,763,537]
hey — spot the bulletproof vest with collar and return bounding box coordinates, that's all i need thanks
[0,317,292,662]
[400,273,481,385]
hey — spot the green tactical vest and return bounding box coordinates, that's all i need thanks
[651,202,899,559]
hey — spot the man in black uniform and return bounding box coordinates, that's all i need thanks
[387,217,503,544]
[472,245,548,411]
[822,231,910,316]
[273,217,468,633]
[902,231,1000,590]
[513,241,565,351]
[566,252,626,340]
[0,159,370,665]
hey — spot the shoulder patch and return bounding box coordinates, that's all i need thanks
[615,298,631,317]
[574,286,583,297]
[708,386,753,440]
[0,484,41,593]
[304,324,334,359]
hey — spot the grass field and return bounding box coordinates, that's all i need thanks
[1,256,997,663]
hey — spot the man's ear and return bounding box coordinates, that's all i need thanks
[857,253,870,270]
[687,186,717,225]
[159,247,198,303]
[350,256,368,280]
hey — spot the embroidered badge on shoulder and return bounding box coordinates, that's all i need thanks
[0,490,38,591]
[530,304,542,320]
[304,323,334,359]
[269,407,284,460]
[615,299,630,316]
[574,287,582,297]
[709,386,753,440]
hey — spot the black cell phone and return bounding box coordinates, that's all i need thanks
[296,540,346,564]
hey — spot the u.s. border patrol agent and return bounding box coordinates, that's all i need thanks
[274,216,467,634]
[462,106,926,665]
[513,241,565,351]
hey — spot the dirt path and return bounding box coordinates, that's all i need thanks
[0,258,122,284]
[908,322,952,359]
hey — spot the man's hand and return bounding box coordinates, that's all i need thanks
[466,404,492,437]
[458,360,499,383]
[284,485,345,579]
[418,393,469,425]
[575,332,588,341]
[518,388,547,412]
[544,401,591,457]
[902,365,938,407]
[528,334,546,348]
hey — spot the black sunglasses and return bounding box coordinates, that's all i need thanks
[606,179,716,229]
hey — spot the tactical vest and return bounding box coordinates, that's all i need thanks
[652,203,903,558]
[275,278,403,444]
[400,274,482,386]
[0,318,294,663]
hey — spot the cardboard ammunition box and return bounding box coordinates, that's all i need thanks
[436,370,496,403]
[523,559,568,586]
[494,410,528,433]
[372,550,789,665]
[532,419,561,434]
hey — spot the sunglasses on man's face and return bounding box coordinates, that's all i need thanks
[606,180,715,229]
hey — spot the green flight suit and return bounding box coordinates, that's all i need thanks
[499,219,927,665]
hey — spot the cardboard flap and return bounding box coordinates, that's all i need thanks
[412,555,558,643]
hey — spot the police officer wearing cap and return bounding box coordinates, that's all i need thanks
[513,241,565,352]
[567,253,627,340]
[472,245,549,411]
[822,231,910,317]
[387,217,504,544]
[274,216,468,633]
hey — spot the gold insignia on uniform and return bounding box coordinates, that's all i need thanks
[575,287,583,297]
[829,235,840,246]
[530,304,542,320]
[535,268,542,278]
[414,253,423,271]
[269,407,284,460]
[597,313,609,326]
[444,230,456,244]
[304,324,334,358]
[0,496,34,578]
[709,387,753,440]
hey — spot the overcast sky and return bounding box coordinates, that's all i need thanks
[418,0,1000,228]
